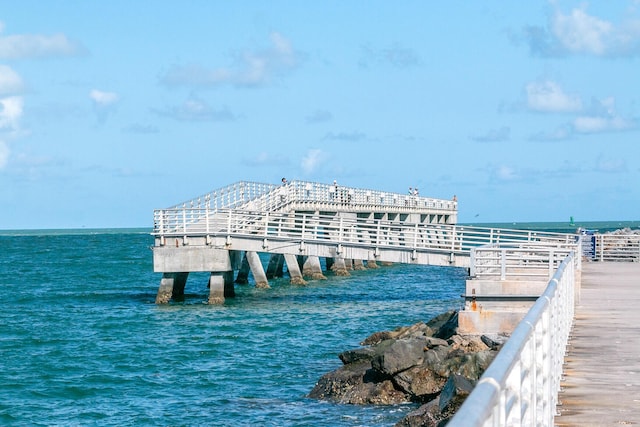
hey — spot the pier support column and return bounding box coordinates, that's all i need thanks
[367,258,379,269]
[156,272,189,304]
[353,259,367,271]
[325,257,334,271]
[303,256,327,280]
[266,254,284,279]
[284,254,307,285]
[223,270,235,298]
[246,251,270,289]
[208,272,226,304]
[331,257,350,276]
[235,252,250,284]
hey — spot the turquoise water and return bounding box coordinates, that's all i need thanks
[0,229,468,426]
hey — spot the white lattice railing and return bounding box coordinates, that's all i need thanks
[470,242,579,281]
[165,180,458,214]
[152,209,576,255]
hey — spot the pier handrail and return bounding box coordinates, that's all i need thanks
[165,180,457,214]
[449,251,577,426]
[152,209,576,255]
[470,242,579,281]
[593,233,640,262]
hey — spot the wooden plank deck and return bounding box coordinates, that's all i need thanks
[556,262,640,426]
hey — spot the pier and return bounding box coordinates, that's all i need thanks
[151,180,639,425]
[151,180,573,304]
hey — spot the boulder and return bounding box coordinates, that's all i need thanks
[308,360,408,405]
[438,374,475,415]
[309,310,501,423]
[393,397,442,427]
[393,363,447,401]
[481,333,510,350]
[361,321,433,346]
[371,337,428,376]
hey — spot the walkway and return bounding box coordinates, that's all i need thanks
[556,262,640,426]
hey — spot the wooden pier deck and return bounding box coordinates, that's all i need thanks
[556,262,640,426]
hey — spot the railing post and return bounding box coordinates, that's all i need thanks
[450,225,456,251]
[264,212,269,237]
[301,213,306,240]
[205,206,210,235]
[470,248,476,277]
[501,249,506,280]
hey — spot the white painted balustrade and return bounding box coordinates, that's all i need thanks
[152,209,575,257]
[449,251,577,427]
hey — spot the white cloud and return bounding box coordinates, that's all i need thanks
[0,96,23,131]
[0,65,23,95]
[0,139,9,169]
[152,97,236,122]
[301,148,327,174]
[572,96,636,133]
[90,89,119,107]
[526,80,582,112]
[552,8,613,55]
[495,165,518,181]
[573,115,634,133]
[89,90,119,124]
[524,5,640,57]
[161,32,300,88]
[0,33,85,59]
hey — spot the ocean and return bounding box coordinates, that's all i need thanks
[1,221,636,426]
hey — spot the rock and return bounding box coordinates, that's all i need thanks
[308,360,408,405]
[340,378,408,405]
[433,311,458,340]
[361,322,433,346]
[425,311,456,334]
[424,336,449,349]
[449,334,490,353]
[371,337,428,376]
[393,398,442,427]
[438,374,475,415]
[309,310,500,421]
[339,339,395,365]
[393,364,447,401]
[481,333,509,350]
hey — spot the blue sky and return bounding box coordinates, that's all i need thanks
[1,1,639,229]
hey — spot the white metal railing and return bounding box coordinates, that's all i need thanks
[449,252,576,426]
[470,242,579,281]
[152,209,576,255]
[593,234,640,262]
[167,181,279,211]
[165,180,458,215]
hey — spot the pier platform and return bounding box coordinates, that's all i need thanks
[556,262,640,426]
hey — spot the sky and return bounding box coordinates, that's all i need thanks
[1,1,639,229]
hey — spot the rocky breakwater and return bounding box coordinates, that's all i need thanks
[308,311,508,426]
